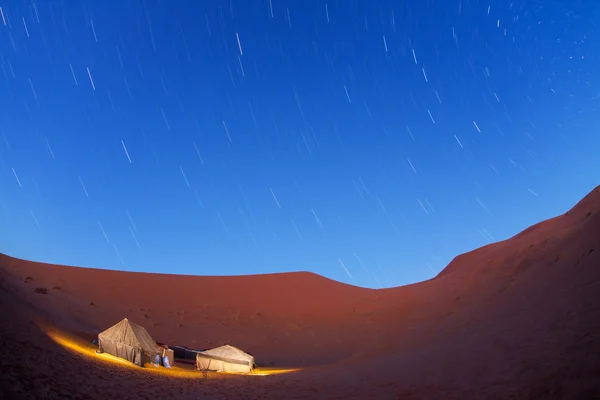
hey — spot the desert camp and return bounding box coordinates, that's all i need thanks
[1,186,599,398]
[1,0,599,397]
[96,318,256,374]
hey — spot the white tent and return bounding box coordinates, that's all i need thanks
[196,344,255,373]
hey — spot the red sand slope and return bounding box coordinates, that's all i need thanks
[1,185,599,399]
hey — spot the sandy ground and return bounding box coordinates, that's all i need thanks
[1,185,599,399]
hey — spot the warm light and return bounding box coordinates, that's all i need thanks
[47,330,139,367]
[251,368,301,376]
[45,328,301,378]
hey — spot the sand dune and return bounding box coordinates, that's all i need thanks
[1,185,599,399]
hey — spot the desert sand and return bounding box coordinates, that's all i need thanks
[1,185,599,399]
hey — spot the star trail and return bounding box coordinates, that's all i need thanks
[0,1,598,288]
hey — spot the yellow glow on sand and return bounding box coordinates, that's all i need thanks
[46,329,300,378]
[47,329,140,367]
[250,368,302,376]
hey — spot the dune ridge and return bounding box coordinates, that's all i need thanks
[0,185,599,399]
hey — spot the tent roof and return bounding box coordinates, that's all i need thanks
[199,344,254,363]
[98,318,161,353]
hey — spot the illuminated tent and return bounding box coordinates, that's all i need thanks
[97,318,163,367]
[196,344,255,373]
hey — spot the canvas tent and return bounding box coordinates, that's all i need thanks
[196,345,255,373]
[97,318,163,367]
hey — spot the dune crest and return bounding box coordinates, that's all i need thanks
[1,185,599,399]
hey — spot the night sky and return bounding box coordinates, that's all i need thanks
[1,1,598,288]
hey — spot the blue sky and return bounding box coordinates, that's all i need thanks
[0,1,598,288]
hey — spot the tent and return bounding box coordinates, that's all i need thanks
[97,318,163,367]
[196,344,255,373]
